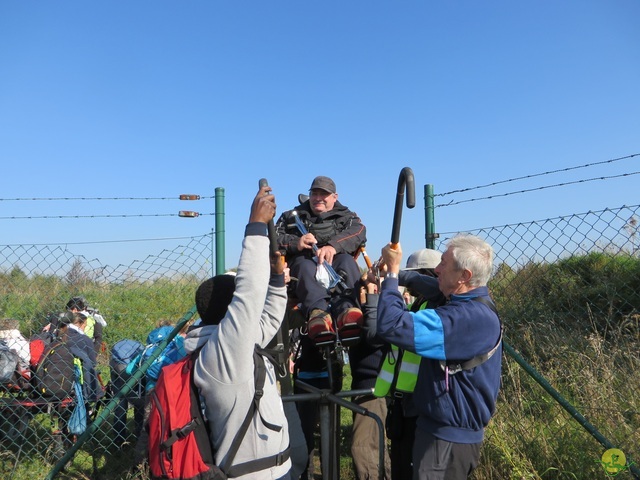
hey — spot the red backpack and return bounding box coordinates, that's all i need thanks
[147,346,289,480]
[29,331,55,369]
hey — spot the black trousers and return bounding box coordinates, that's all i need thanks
[110,364,145,447]
[386,399,417,480]
[290,253,361,316]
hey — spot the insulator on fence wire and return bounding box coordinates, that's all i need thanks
[178,211,199,218]
[179,194,200,200]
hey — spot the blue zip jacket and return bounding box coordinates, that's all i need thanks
[378,276,502,444]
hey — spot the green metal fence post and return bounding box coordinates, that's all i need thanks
[211,228,216,277]
[425,184,437,249]
[215,187,225,275]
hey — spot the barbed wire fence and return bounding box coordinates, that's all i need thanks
[0,153,638,479]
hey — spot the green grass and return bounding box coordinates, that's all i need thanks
[3,328,638,480]
[2,251,639,479]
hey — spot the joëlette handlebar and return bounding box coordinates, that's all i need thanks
[391,167,416,250]
[259,178,279,256]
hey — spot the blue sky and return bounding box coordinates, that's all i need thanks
[1,1,638,271]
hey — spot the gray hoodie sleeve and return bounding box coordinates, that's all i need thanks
[256,277,287,348]
[201,224,277,384]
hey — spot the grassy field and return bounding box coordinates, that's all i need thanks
[1,251,639,478]
[2,326,638,480]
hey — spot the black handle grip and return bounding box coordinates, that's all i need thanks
[259,178,278,256]
[391,167,416,247]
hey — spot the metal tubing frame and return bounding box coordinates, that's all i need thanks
[287,381,385,480]
[424,183,437,249]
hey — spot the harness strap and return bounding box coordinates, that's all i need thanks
[445,330,503,375]
[227,446,291,478]
[441,296,503,376]
[388,348,404,399]
[219,347,265,472]
[219,345,285,474]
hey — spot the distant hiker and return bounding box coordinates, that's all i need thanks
[0,318,30,381]
[66,296,106,354]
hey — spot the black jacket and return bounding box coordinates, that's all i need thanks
[275,200,366,259]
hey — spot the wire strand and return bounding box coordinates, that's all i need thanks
[436,153,639,197]
[0,195,215,202]
[438,204,640,235]
[3,234,212,247]
[0,213,214,220]
[437,171,640,208]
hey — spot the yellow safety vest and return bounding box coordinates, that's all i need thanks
[374,300,427,398]
[84,315,96,341]
[73,357,84,384]
[374,346,421,397]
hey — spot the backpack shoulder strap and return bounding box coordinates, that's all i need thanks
[220,345,290,477]
[471,295,499,316]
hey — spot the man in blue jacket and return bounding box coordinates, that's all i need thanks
[377,234,502,480]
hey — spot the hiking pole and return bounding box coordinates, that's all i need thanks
[357,244,374,270]
[357,243,381,287]
[391,167,415,250]
[291,210,351,295]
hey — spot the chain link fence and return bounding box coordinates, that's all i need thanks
[0,235,213,479]
[1,204,639,478]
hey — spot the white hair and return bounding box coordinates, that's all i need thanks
[447,234,494,287]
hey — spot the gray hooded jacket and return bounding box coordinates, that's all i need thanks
[184,225,290,479]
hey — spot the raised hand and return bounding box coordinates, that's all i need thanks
[250,185,276,224]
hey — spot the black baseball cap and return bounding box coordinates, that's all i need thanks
[309,176,336,194]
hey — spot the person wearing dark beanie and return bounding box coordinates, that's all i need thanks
[195,275,237,326]
[183,184,292,480]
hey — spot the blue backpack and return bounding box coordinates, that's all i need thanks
[111,339,145,399]
[111,339,145,367]
[126,326,186,392]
